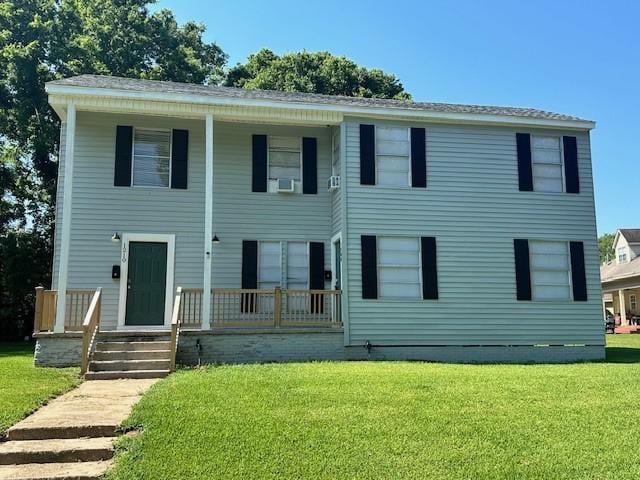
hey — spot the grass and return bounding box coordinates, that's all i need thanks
[0,342,79,435]
[108,336,640,480]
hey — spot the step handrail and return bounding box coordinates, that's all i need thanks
[80,288,102,375]
[169,287,183,372]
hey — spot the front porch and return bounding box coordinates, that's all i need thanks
[33,286,343,372]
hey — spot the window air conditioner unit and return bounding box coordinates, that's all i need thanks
[327,175,341,191]
[277,178,295,193]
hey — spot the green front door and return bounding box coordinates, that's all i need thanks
[125,242,167,326]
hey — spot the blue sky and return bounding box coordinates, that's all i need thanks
[155,0,638,235]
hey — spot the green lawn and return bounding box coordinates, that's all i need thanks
[108,336,640,480]
[0,342,79,435]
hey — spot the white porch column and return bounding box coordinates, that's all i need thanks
[619,289,627,326]
[54,103,76,333]
[201,114,214,330]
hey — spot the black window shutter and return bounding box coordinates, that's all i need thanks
[361,235,378,299]
[514,239,532,300]
[420,237,438,299]
[252,135,268,192]
[360,124,376,185]
[309,242,325,314]
[114,126,133,186]
[171,129,188,189]
[411,128,427,188]
[563,136,580,194]
[241,241,258,289]
[570,241,587,301]
[241,240,258,313]
[309,242,325,290]
[516,133,533,191]
[302,137,317,194]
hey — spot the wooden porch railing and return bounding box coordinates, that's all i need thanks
[34,287,99,333]
[177,287,342,329]
[169,287,183,372]
[80,288,102,375]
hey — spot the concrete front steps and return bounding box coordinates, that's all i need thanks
[85,332,172,380]
[1,379,157,480]
[0,429,115,479]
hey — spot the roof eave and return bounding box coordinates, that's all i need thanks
[45,84,596,130]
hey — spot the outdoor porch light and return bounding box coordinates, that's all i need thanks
[111,232,121,243]
[212,234,220,245]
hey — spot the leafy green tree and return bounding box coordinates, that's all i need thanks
[225,49,411,100]
[599,233,615,264]
[0,0,226,337]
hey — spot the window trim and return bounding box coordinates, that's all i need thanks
[530,135,566,194]
[267,136,303,183]
[131,127,173,188]
[618,246,628,263]
[257,240,282,290]
[529,239,573,302]
[630,293,637,311]
[376,235,423,300]
[375,125,412,188]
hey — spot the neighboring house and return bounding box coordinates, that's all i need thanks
[33,74,604,374]
[601,229,640,325]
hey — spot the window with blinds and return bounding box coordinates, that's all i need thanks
[132,128,171,187]
[258,241,281,289]
[529,240,571,300]
[268,136,301,181]
[376,126,410,187]
[378,236,421,298]
[286,242,309,290]
[531,136,563,193]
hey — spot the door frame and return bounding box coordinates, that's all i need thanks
[117,233,175,329]
[330,232,342,291]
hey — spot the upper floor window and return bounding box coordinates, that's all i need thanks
[376,126,410,187]
[531,136,563,193]
[268,137,301,182]
[132,128,171,187]
[378,236,421,299]
[618,247,628,263]
[529,240,571,300]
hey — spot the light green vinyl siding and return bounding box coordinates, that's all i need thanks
[52,113,333,329]
[343,118,603,347]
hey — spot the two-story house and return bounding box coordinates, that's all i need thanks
[33,75,604,377]
[601,228,640,326]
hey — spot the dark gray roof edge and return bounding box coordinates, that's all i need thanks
[619,229,640,243]
[47,74,593,124]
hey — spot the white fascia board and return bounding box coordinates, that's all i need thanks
[45,84,596,130]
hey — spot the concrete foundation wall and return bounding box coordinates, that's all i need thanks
[34,335,82,367]
[34,332,605,367]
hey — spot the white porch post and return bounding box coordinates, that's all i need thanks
[54,103,76,333]
[202,113,214,329]
[619,289,627,326]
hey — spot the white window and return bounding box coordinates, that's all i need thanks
[529,240,571,301]
[258,241,281,289]
[630,294,637,311]
[269,136,301,181]
[531,136,563,193]
[378,237,421,299]
[618,247,628,263]
[132,128,171,187]
[286,242,309,289]
[376,126,410,187]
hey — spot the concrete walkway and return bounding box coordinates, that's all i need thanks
[0,379,158,479]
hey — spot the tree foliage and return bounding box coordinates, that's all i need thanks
[599,233,615,264]
[225,49,410,100]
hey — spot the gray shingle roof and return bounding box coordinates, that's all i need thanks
[48,75,590,123]
[619,229,640,243]
[601,255,640,283]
